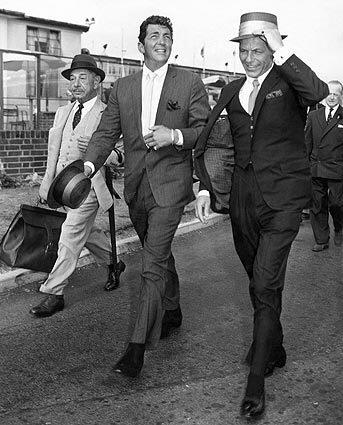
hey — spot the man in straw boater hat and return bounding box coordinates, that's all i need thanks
[29,53,123,318]
[195,12,328,419]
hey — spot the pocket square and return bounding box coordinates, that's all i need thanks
[338,124,343,128]
[266,89,283,100]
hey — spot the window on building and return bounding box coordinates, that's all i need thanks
[27,27,61,55]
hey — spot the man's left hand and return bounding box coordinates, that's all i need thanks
[254,28,283,53]
[144,125,173,150]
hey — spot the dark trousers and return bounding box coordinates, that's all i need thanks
[310,177,343,244]
[128,171,184,347]
[229,165,301,377]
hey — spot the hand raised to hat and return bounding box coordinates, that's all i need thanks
[253,28,283,53]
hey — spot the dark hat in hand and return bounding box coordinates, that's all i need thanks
[231,12,287,42]
[47,160,91,209]
[61,54,105,82]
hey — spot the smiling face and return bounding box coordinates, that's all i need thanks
[239,37,274,78]
[69,69,100,103]
[325,82,343,108]
[138,24,172,71]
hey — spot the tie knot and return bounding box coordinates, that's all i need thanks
[252,79,259,88]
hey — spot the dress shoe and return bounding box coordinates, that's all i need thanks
[312,243,329,252]
[29,294,64,317]
[334,231,343,247]
[160,306,182,339]
[240,392,265,420]
[113,343,145,377]
[264,346,287,377]
[104,261,126,291]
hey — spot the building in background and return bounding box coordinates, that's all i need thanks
[0,8,242,132]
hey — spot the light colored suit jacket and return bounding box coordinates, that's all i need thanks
[85,66,210,207]
[40,97,113,211]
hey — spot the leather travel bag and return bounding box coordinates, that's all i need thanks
[0,204,66,273]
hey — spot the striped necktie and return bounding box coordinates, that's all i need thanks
[72,103,84,129]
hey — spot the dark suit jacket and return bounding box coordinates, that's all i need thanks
[195,55,328,212]
[305,105,343,179]
[85,65,210,207]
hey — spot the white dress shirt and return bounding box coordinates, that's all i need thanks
[72,96,97,121]
[325,104,339,120]
[141,63,183,145]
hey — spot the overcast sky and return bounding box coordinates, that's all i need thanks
[2,0,342,81]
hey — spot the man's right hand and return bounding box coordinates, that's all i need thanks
[195,195,211,224]
[84,164,92,177]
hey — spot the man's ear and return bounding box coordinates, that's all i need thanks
[138,42,145,55]
[93,75,101,89]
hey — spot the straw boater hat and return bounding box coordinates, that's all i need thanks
[47,160,91,209]
[61,53,105,82]
[231,12,287,42]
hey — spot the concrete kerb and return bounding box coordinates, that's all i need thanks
[0,213,227,294]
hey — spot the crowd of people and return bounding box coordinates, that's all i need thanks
[28,11,341,420]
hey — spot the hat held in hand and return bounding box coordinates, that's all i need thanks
[231,12,287,42]
[47,160,91,209]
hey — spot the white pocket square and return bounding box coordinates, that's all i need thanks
[338,124,343,128]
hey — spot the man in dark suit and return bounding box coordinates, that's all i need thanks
[194,12,328,419]
[305,80,343,250]
[83,15,210,377]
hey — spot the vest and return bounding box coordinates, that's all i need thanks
[56,109,83,174]
[226,93,254,169]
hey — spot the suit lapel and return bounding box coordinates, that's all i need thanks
[155,66,177,125]
[316,107,326,131]
[130,71,143,134]
[253,66,280,122]
[321,105,343,138]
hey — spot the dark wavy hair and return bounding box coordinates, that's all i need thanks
[138,15,173,44]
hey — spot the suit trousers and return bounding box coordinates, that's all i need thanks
[40,188,112,296]
[310,177,343,244]
[128,171,184,347]
[229,165,301,377]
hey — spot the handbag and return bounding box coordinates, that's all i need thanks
[0,204,67,273]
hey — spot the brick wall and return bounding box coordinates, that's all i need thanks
[0,130,49,176]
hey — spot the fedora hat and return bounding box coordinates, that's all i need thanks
[61,54,105,82]
[47,160,91,209]
[231,12,287,42]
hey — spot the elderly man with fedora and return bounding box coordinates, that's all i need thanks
[29,53,123,318]
[195,12,328,419]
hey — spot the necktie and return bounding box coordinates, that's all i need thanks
[142,73,157,137]
[327,107,334,124]
[248,79,260,115]
[72,103,84,129]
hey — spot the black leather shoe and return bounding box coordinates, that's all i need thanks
[265,346,287,377]
[29,294,64,318]
[113,343,145,377]
[160,306,182,339]
[312,243,329,252]
[104,261,126,291]
[240,392,265,420]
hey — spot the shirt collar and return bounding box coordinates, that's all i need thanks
[246,64,274,86]
[73,95,97,111]
[142,62,168,80]
[326,104,339,114]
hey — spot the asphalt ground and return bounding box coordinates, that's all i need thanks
[0,218,342,425]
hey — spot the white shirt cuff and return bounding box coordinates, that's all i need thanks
[84,161,95,174]
[174,129,183,146]
[273,46,293,65]
[197,190,210,197]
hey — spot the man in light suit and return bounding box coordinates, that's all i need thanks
[195,12,328,419]
[84,15,210,377]
[30,54,123,318]
[305,80,343,250]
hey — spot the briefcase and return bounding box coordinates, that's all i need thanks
[0,204,67,273]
